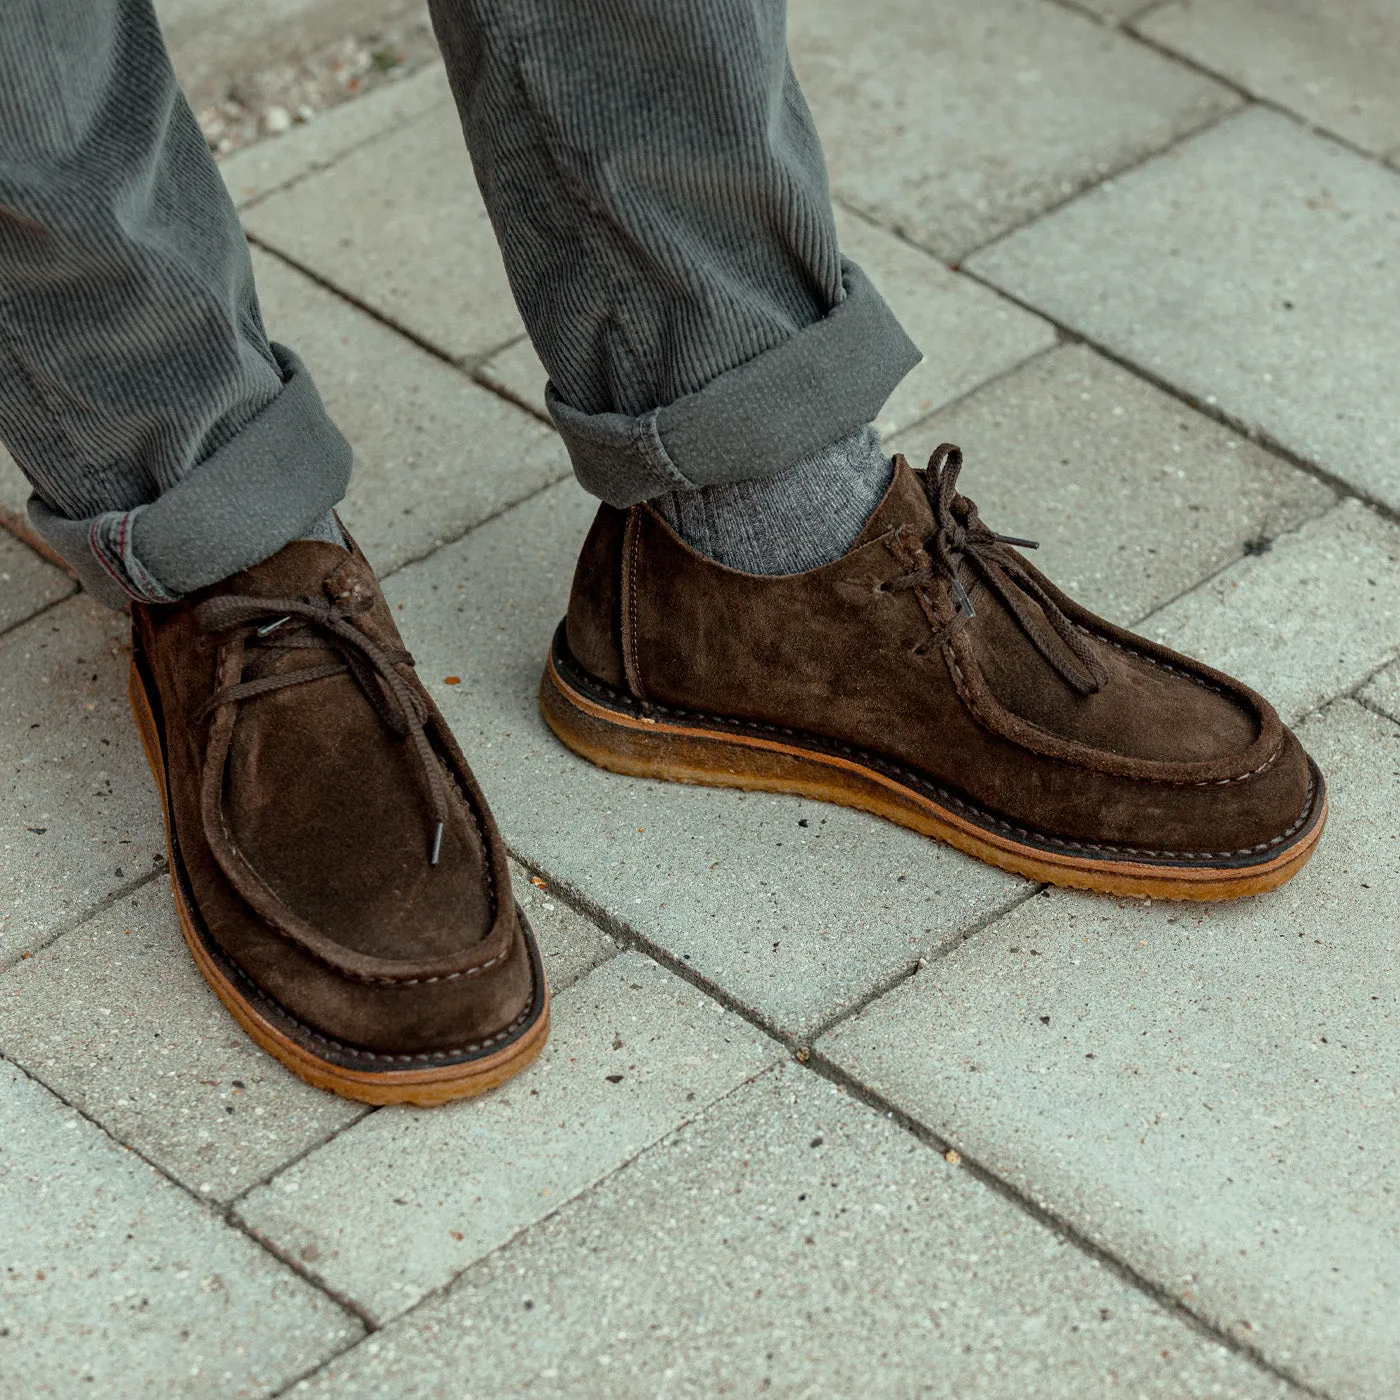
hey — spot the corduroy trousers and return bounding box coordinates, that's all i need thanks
[0,0,918,607]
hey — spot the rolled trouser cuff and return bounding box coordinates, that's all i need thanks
[547,258,922,508]
[29,345,352,610]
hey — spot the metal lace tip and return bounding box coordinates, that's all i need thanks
[430,821,445,867]
[257,615,291,636]
[950,577,977,619]
[993,533,1040,549]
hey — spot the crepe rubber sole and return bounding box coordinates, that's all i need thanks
[130,650,549,1107]
[541,625,1326,903]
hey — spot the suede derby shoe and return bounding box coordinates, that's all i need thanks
[543,447,1326,900]
[130,532,548,1104]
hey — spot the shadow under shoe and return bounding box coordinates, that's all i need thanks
[543,448,1326,901]
[131,532,548,1105]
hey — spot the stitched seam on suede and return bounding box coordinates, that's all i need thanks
[943,646,1283,789]
[621,508,648,702]
[562,654,1318,862]
[218,946,536,1062]
[206,648,504,985]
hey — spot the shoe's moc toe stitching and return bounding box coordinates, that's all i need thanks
[131,534,548,1105]
[543,448,1326,900]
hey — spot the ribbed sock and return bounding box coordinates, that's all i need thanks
[652,424,893,575]
[298,511,346,547]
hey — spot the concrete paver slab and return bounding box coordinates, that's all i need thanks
[892,343,1334,624]
[1139,0,1400,155]
[473,336,551,423]
[0,1057,360,1398]
[0,599,162,968]
[969,108,1400,511]
[1143,498,1400,723]
[383,481,1027,1040]
[790,0,1237,258]
[301,1065,1290,1400]
[235,951,779,1324]
[251,249,569,572]
[0,446,26,517]
[0,890,365,1205]
[243,97,523,363]
[0,532,74,638]
[0,858,614,1207]
[219,61,452,210]
[511,857,619,994]
[821,700,1400,1399]
[834,206,1057,436]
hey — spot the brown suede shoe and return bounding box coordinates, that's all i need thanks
[130,533,548,1105]
[543,447,1326,901]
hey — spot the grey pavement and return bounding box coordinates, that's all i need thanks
[3,3,1399,1396]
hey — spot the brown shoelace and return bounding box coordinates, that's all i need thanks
[886,444,1109,697]
[194,593,452,865]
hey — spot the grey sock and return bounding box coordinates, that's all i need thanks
[652,424,893,575]
[298,511,346,547]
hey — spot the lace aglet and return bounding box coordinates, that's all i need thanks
[993,533,1039,550]
[429,821,444,866]
[950,577,976,619]
[257,615,291,636]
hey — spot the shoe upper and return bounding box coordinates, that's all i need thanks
[134,535,535,1057]
[564,450,1319,862]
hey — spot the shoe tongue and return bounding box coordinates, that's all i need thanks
[850,456,934,550]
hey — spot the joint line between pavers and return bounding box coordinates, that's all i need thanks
[263,1058,787,1393]
[0,868,166,975]
[803,1045,1330,1400]
[376,467,572,582]
[0,585,79,645]
[243,232,476,371]
[0,1047,371,1335]
[231,68,449,216]
[1119,20,1400,168]
[950,271,1400,530]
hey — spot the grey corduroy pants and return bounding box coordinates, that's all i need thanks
[0,0,919,609]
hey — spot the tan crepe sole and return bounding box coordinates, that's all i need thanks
[130,660,549,1107]
[541,655,1325,903]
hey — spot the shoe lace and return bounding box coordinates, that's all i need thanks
[193,592,452,865]
[886,443,1108,697]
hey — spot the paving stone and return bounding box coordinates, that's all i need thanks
[0,598,162,969]
[1139,0,1400,156]
[0,531,74,637]
[821,700,1400,1399]
[509,857,619,994]
[1357,659,1400,725]
[0,1057,359,1397]
[0,889,365,1205]
[834,206,1056,437]
[1143,498,1400,723]
[789,0,1236,259]
[382,482,1027,1040]
[473,335,551,422]
[301,1064,1290,1400]
[219,62,452,210]
[969,108,1400,512]
[891,343,1335,625]
[243,97,524,363]
[0,858,613,1208]
[0,444,26,517]
[250,249,569,571]
[1070,0,1153,17]
[235,951,779,1324]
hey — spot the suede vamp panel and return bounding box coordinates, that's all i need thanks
[134,539,535,1057]
[568,459,1317,861]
